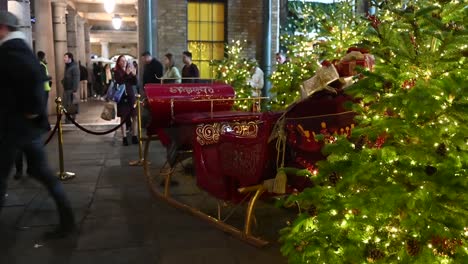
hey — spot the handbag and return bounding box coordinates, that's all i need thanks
[100,102,116,121]
[106,81,126,103]
[112,84,126,103]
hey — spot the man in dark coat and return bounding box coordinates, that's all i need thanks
[141,51,163,88]
[181,51,200,83]
[0,11,75,238]
[62,52,80,121]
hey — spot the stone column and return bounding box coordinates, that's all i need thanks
[84,23,91,66]
[66,8,77,58]
[8,0,32,46]
[52,1,67,97]
[101,41,109,59]
[76,17,86,64]
[34,0,56,113]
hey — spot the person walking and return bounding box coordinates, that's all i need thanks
[14,51,53,180]
[114,55,138,146]
[79,61,88,102]
[162,53,181,83]
[181,51,199,83]
[62,52,80,122]
[0,11,75,238]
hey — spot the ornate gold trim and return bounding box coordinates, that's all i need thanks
[196,121,259,146]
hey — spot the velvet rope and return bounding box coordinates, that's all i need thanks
[62,108,132,136]
[43,113,61,146]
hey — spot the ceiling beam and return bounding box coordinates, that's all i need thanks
[90,30,138,44]
[75,3,137,15]
[79,12,137,22]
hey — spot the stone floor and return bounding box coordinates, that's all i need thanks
[1,102,291,264]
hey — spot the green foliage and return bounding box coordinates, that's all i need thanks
[280,0,468,263]
[211,40,255,111]
[269,0,368,110]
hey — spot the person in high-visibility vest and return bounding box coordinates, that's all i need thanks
[37,51,52,115]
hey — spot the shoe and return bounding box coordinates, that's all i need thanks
[123,138,129,146]
[132,136,138,144]
[43,224,77,240]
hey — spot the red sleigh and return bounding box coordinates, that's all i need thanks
[141,48,370,246]
[140,83,355,247]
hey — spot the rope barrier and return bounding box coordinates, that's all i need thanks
[62,107,132,136]
[43,113,61,146]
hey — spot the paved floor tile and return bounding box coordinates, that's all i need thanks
[3,103,292,263]
[69,246,161,264]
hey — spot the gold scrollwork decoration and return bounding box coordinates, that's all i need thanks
[230,121,259,138]
[169,87,215,95]
[196,121,259,146]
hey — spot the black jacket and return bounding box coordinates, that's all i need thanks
[80,64,88,81]
[0,35,49,142]
[143,58,163,86]
[63,61,80,91]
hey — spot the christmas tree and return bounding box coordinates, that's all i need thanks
[211,40,255,111]
[269,0,368,110]
[280,0,467,263]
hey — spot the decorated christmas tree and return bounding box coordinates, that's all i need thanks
[281,0,467,263]
[269,0,368,110]
[211,40,255,110]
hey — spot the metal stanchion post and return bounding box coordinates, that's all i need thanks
[129,94,145,166]
[55,97,75,180]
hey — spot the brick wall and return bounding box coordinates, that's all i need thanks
[226,0,263,61]
[226,0,280,68]
[156,0,280,71]
[157,0,187,70]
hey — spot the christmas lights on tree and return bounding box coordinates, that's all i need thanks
[270,0,368,110]
[280,0,467,263]
[211,40,255,111]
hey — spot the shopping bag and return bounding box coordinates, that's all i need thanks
[72,92,80,104]
[100,102,116,121]
[66,103,79,115]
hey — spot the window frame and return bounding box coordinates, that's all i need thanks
[187,0,227,79]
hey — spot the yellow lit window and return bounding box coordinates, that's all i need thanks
[188,1,225,79]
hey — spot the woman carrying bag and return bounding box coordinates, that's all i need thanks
[113,55,138,146]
